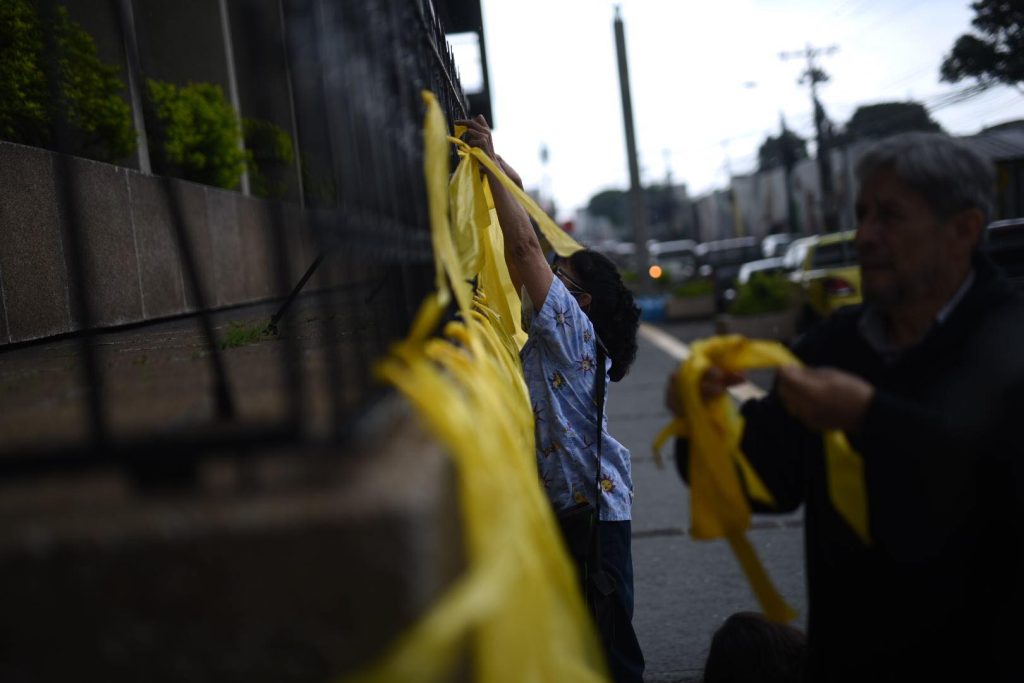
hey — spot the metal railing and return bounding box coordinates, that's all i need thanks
[0,0,470,481]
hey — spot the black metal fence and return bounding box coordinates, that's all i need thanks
[0,0,470,479]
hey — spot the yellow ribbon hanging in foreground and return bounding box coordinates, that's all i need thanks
[448,133,583,259]
[341,91,608,683]
[653,335,871,623]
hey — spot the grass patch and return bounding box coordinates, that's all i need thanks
[218,321,270,349]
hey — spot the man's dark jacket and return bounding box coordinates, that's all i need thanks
[679,255,1024,682]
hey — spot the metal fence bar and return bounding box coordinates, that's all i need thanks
[0,0,471,472]
[39,0,109,447]
[111,0,236,422]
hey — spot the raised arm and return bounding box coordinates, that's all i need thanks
[456,115,553,311]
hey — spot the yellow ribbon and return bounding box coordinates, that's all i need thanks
[448,134,583,259]
[343,91,608,682]
[653,335,872,623]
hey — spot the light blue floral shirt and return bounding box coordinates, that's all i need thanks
[520,277,634,521]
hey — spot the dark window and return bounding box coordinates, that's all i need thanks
[811,241,855,268]
[703,245,761,267]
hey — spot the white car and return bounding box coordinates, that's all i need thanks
[761,232,800,259]
[648,239,698,283]
[781,235,819,274]
[737,257,786,285]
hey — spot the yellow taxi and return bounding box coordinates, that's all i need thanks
[796,230,861,321]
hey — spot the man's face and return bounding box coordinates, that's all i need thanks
[854,168,960,310]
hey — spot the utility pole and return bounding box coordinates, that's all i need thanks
[662,148,677,238]
[613,6,649,283]
[779,112,800,234]
[781,43,838,232]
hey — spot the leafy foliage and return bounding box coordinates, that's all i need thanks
[728,272,792,315]
[0,0,134,162]
[146,79,247,189]
[587,189,628,227]
[586,185,690,241]
[672,278,714,299]
[842,102,942,141]
[757,131,808,172]
[941,0,1024,88]
[243,117,294,198]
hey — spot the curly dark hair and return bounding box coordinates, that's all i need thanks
[567,249,640,382]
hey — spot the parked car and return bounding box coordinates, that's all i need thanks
[647,239,698,285]
[761,232,800,259]
[781,235,818,273]
[982,218,1024,292]
[722,256,787,307]
[695,237,763,310]
[737,257,786,286]
[795,230,861,324]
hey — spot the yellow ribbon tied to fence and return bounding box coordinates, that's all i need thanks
[653,335,871,623]
[343,91,608,682]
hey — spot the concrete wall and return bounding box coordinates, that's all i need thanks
[0,140,311,346]
[0,399,465,682]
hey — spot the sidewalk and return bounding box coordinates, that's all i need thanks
[611,322,807,682]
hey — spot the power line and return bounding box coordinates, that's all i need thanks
[949,89,1024,127]
[853,0,926,37]
[781,42,841,227]
[877,63,937,94]
[833,0,876,23]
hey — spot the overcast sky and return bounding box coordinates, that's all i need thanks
[453,0,1024,220]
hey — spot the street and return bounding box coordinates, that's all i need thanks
[610,319,807,683]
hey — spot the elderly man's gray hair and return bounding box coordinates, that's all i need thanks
[855,132,994,223]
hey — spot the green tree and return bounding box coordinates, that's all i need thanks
[243,117,294,198]
[587,189,628,228]
[941,0,1024,90]
[146,80,247,189]
[843,102,943,141]
[757,131,808,172]
[0,0,134,162]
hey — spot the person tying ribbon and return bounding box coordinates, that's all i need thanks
[458,114,645,683]
[666,132,1024,683]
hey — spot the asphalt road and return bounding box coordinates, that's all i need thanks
[610,319,807,683]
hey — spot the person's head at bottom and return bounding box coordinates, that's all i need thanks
[552,249,641,382]
[702,612,806,683]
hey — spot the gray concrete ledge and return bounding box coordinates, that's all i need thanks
[665,294,716,320]
[0,397,464,682]
[0,141,311,345]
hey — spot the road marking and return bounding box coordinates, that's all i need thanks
[638,323,767,400]
[638,323,690,361]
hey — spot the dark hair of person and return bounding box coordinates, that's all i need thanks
[702,612,806,683]
[567,249,640,382]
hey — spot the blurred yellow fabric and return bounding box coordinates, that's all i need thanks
[345,91,606,682]
[654,335,871,623]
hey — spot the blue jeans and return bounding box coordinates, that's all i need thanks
[594,520,645,683]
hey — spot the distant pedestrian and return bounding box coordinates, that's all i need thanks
[702,612,806,683]
[459,115,645,682]
[667,132,1024,681]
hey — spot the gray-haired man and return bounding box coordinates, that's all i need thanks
[670,132,1024,681]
